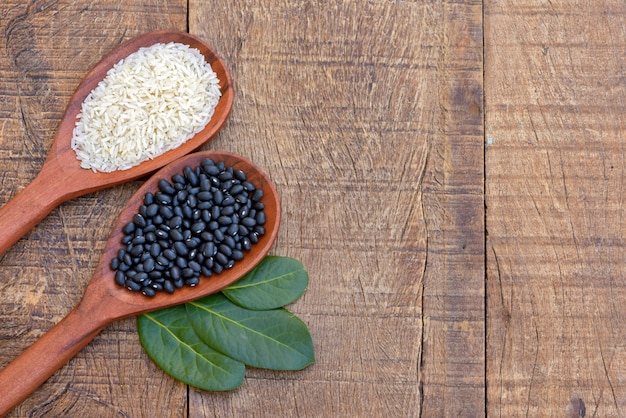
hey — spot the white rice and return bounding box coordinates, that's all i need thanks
[71,42,221,172]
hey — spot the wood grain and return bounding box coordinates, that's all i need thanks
[486,0,626,415]
[191,0,484,416]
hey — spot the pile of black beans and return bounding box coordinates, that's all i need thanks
[110,158,267,297]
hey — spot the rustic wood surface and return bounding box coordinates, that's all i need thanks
[2,0,621,417]
[486,1,626,416]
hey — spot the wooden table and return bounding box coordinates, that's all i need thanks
[0,0,623,416]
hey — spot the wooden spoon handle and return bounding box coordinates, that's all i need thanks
[0,302,109,415]
[0,165,71,256]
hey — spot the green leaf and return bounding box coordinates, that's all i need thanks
[137,305,245,391]
[222,256,309,310]
[186,294,315,370]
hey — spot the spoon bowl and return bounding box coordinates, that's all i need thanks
[0,151,280,415]
[0,31,234,256]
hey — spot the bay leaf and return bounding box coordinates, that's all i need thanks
[186,294,315,370]
[222,256,309,310]
[138,305,245,391]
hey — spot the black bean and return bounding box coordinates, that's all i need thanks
[159,205,173,219]
[110,257,120,270]
[201,266,213,277]
[158,179,176,195]
[234,169,246,182]
[123,222,135,235]
[241,217,256,228]
[221,180,235,192]
[204,164,220,176]
[163,249,177,261]
[197,191,212,201]
[176,257,188,269]
[212,190,224,205]
[198,201,212,210]
[242,181,255,192]
[189,260,201,272]
[219,170,233,181]
[149,244,161,258]
[213,228,225,242]
[163,280,175,294]
[132,236,146,246]
[143,258,155,273]
[156,255,170,266]
[200,176,210,191]
[172,173,186,184]
[130,245,144,258]
[230,184,244,196]
[232,250,244,261]
[235,193,248,205]
[146,203,159,217]
[255,211,266,225]
[174,241,188,256]
[184,166,198,186]
[209,176,220,187]
[227,223,239,236]
[219,244,232,257]
[134,272,149,282]
[170,266,181,280]
[215,252,229,266]
[169,229,184,241]
[191,222,206,234]
[252,189,264,202]
[114,270,126,286]
[155,192,172,205]
[144,192,154,205]
[222,196,236,206]
[133,214,147,228]
[141,286,156,297]
[220,205,234,216]
[238,206,250,218]
[182,205,193,219]
[217,216,232,226]
[223,235,236,249]
[201,209,211,223]
[185,277,200,287]
[126,280,142,292]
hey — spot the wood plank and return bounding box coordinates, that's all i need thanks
[190,0,484,416]
[486,0,626,415]
[0,1,188,416]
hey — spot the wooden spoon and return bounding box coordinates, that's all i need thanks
[0,150,281,415]
[0,30,234,256]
